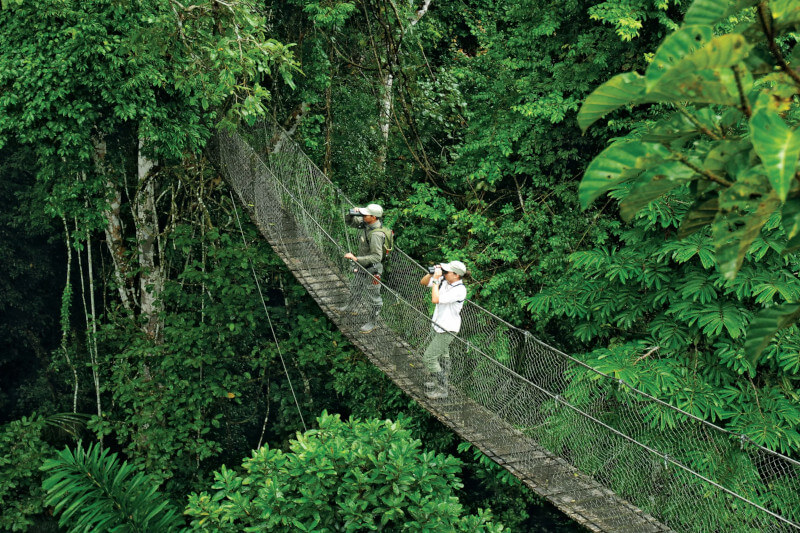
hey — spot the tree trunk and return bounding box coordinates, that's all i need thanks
[324,49,334,176]
[76,217,103,444]
[60,216,79,414]
[134,138,164,341]
[94,138,135,313]
[374,0,430,170]
[377,70,393,171]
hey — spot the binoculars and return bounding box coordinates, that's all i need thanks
[347,208,361,216]
[427,265,442,274]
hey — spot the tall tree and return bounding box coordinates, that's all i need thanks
[0,0,296,339]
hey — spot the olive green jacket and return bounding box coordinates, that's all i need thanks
[347,216,386,273]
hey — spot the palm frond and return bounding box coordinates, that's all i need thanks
[41,442,183,533]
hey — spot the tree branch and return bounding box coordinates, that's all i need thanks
[757,2,800,89]
[676,104,722,140]
[731,65,752,118]
[669,149,733,187]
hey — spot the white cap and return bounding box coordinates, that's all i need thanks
[440,261,467,276]
[357,203,383,217]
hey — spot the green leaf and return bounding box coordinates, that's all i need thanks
[645,28,751,107]
[745,303,800,367]
[713,172,780,279]
[703,139,752,175]
[642,109,719,143]
[683,0,729,25]
[646,25,714,90]
[697,301,747,338]
[577,73,674,132]
[580,142,671,208]
[678,196,719,238]
[683,0,758,27]
[670,34,751,78]
[619,164,695,221]
[671,67,749,107]
[771,0,800,29]
[713,192,781,280]
[578,73,645,133]
[749,109,800,202]
[781,198,800,252]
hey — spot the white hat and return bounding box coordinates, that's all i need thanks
[440,261,467,276]
[357,204,383,217]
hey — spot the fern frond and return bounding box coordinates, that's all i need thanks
[678,271,718,304]
[41,412,90,438]
[696,301,748,338]
[657,233,715,268]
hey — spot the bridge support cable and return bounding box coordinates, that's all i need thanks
[229,189,308,439]
[210,120,800,533]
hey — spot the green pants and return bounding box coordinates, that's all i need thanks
[342,271,383,317]
[423,329,455,374]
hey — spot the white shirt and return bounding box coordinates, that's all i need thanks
[428,279,467,333]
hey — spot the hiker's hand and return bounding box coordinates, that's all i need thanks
[344,253,357,261]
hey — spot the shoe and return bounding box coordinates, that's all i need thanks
[359,321,377,333]
[336,305,359,315]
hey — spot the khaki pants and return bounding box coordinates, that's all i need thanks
[423,329,455,374]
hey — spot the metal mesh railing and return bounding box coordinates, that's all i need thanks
[213,119,800,532]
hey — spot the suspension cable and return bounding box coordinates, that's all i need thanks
[229,189,308,437]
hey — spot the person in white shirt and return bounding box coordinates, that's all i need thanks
[419,260,467,399]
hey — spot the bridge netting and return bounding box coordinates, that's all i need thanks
[214,119,800,532]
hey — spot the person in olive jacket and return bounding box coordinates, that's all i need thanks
[338,203,392,334]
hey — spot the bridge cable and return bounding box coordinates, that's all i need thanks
[229,189,308,440]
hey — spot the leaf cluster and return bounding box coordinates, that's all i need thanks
[577,0,800,363]
[185,412,503,532]
[527,187,800,453]
[0,414,53,532]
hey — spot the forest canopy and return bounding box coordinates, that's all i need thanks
[1,0,799,531]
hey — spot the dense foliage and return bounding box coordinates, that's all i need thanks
[2,0,799,530]
[185,412,501,532]
[528,0,800,454]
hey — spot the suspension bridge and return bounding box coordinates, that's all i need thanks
[212,120,800,533]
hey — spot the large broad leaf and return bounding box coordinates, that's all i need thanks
[665,34,751,83]
[781,198,800,253]
[771,0,800,29]
[577,73,679,132]
[579,142,670,208]
[678,196,719,238]
[656,65,748,108]
[683,0,758,26]
[641,109,721,143]
[745,303,800,367]
[619,164,696,221]
[649,35,752,107]
[703,139,752,175]
[750,109,800,202]
[646,26,714,90]
[714,171,778,279]
[579,34,751,132]
[713,192,781,280]
[578,73,646,133]
[781,197,800,240]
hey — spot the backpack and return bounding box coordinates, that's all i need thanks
[369,226,395,265]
